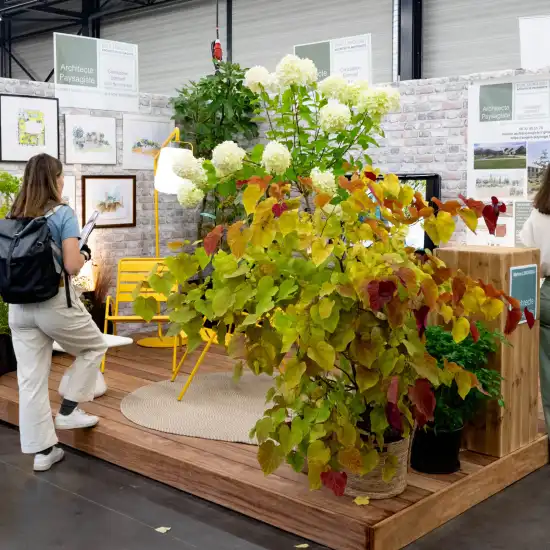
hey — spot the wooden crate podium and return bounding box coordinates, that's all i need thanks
[437,246,541,458]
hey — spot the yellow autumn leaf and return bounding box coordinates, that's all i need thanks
[481,297,504,320]
[353,496,371,506]
[462,287,486,313]
[424,211,455,245]
[383,173,400,197]
[440,304,453,323]
[398,185,414,207]
[311,238,334,266]
[456,369,473,399]
[452,317,470,343]
[227,221,251,259]
[295,544,310,549]
[338,447,363,474]
[278,209,299,235]
[243,184,264,215]
[458,207,478,233]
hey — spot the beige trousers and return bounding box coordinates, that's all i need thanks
[9,286,108,454]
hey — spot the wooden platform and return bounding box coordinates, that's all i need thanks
[0,342,547,550]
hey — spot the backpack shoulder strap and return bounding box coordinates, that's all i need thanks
[44,204,64,219]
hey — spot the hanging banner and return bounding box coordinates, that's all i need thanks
[466,75,549,246]
[519,15,550,71]
[54,33,139,112]
[294,34,372,83]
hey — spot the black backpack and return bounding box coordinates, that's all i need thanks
[0,206,71,307]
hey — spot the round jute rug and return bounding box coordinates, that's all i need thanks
[120,372,273,444]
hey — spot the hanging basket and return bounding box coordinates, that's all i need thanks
[345,437,410,500]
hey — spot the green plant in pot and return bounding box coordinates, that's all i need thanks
[172,61,260,240]
[410,322,504,474]
[136,55,526,499]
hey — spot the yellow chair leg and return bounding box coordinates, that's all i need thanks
[177,336,215,401]
[100,355,106,374]
[171,344,189,382]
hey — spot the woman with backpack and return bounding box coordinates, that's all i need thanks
[7,153,108,472]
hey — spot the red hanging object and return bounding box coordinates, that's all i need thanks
[212,39,223,62]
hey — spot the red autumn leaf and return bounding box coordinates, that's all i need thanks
[364,170,377,181]
[396,267,416,289]
[236,179,248,189]
[321,470,347,497]
[432,198,461,216]
[415,250,429,263]
[452,276,466,303]
[504,307,522,335]
[367,280,397,311]
[524,307,535,329]
[414,305,430,338]
[387,297,406,328]
[248,175,273,191]
[413,191,429,211]
[504,294,520,310]
[458,194,484,217]
[470,321,480,343]
[272,202,288,218]
[408,379,436,428]
[387,376,399,405]
[482,204,498,235]
[477,279,504,299]
[432,267,452,285]
[203,225,224,256]
[386,402,403,432]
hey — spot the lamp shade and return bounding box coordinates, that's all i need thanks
[154,147,190,194]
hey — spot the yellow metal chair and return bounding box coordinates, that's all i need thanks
[171,326,233,401]
[101,257,175,373]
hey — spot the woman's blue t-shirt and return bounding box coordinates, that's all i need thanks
[47,205,80,249]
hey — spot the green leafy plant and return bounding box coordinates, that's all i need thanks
[425,323,504,432]
[0,172,21,219]
[172,61,259,239]
[136,55,526,497]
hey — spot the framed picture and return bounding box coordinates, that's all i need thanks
[122,114,174,170]
[82,175,136,228]
[65,114,117,165]
[61,174,77,212]
[0,94,59,162]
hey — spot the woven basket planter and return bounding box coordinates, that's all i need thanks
[345,437,410,500]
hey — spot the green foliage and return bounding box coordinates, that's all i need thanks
[425,323,504,432]
[0,298,9,335]
[172,63,259,240]
[0,172,21,219]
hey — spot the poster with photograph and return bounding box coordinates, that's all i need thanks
[0,95,59,162]
[122,115,174,170]
[467,76,550,247]
[82,175,136,228]
[65,114,117,165]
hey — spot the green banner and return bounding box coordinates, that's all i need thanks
[55,34,98,88]
[509,264,538,323]
[479,83,513,122]
[294,41,331,80]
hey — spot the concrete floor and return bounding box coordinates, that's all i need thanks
[1,422,549,550]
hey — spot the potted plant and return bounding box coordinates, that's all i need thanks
[172,61,260,241]
[135,55,527,499]
[410,323,504,474]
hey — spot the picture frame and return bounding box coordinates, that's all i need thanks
[122,114,174,170]
[61,174,77,212]
[65,114,117,165]
[0,94,59,162]
[82,175,136,229]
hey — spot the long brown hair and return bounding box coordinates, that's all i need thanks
[10,153,63,218]
[534,165,550,215]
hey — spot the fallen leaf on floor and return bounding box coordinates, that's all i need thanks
[353,496,370,506]
[155,526,171,534]
[295,545,309,548]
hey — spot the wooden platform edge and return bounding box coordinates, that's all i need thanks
[371,434,549,550]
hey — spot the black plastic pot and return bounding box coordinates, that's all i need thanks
[0,333,17,376]
[410,426,463,474]
[82,292,113,334]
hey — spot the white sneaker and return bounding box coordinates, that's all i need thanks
[55,408,99,430]
[34,446,64,472]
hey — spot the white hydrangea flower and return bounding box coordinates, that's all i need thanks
[311,168,337,195]
[211,141,247,177]
[261,141,291,175]
[344,79,370,105]
[318,75,349,102]
[177,178,205,208]
[356,87,401,117]
[172,149,208,189]
[319,100,351,133]
[244,66,271,93]
[275,54,318,88]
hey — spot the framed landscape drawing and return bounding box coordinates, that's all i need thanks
[65,114,117,165]
[122,114,174,170]
[61,175,77,212]
[0,95,59,162]
[82,175,136,228]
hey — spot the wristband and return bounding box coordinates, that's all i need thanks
[81,250,91,262]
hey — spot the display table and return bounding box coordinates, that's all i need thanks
[437,245,541,458]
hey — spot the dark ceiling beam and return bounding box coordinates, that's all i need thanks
[29,5,82,19]
[88,0,188,20]
[11,21,77,42]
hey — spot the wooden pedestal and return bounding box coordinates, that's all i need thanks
[436,246,541,458]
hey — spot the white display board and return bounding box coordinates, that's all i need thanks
[54,33,139,112]
[519,15,550,71]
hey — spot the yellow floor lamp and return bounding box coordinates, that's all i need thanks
[136,127,192,348]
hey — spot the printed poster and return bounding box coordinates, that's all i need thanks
[54,33,139,112]
[467,76,550,246]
